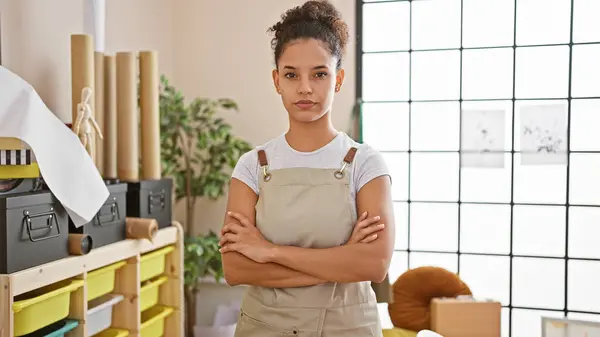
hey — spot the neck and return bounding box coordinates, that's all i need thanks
[286,111,338,152]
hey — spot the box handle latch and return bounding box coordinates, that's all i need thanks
[148,189,166,214]
[95,196,119,227]
[23,208,60,242]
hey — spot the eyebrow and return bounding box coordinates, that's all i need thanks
[283,65,328,70]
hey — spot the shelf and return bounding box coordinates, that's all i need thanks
[0,222,184,337]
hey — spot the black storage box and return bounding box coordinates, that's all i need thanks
[69,182,128,249]
[0,190,69,274]
[126,177,172,229]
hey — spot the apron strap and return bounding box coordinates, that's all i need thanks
[257,149,268,166]
[344,147,358,164]
[335,147,358,179]
[257,149,272,182]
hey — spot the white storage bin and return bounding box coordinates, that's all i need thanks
[87,293,124,336]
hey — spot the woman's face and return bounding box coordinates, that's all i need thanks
[272,38,345,123]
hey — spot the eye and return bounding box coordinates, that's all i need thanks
[284,72,297,79]
[315,72,328,78]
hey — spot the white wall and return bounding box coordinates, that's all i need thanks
[0,0,356,234]
[0,0,176,123]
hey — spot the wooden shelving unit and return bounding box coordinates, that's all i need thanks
[0,222,185,337]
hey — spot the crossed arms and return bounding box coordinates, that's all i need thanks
[220,176,395,288]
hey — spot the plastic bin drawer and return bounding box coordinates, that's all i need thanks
[21,319,79,337]
[140,306,174,337]
[140,276,168,312]
[87,261,126,301]
[140,245,174,282]
[13,279,84,336]
[87,293,125,336]
[91,328,129,337]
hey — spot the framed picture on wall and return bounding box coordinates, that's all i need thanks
[542,317,600,337]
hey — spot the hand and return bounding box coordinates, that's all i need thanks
[218,211,276,263]
[346,211,385,244]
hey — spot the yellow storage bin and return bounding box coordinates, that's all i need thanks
[140,246,174,282]
[141,306,174,337]
[140,275,169,312]
[382,328,418,337]
[13,279,84,336]
[0,162,40,179]
[91,328,130,337]
[87,260,127,301]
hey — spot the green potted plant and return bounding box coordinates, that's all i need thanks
[159,75,252,337]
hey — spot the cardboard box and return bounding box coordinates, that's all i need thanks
[430,297,501,337]
[0,137,24,150]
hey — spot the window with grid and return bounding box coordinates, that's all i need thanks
[356,1,600,336]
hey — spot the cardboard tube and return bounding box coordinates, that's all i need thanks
[94,51,105,175]
[103,55,117,179]
[126,217,158,242]
[116,52,138,181]
[139,51,161,180]
[68,233,93,255]
[70,34,96,163]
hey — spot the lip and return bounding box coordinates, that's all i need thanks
[294,100,317,109]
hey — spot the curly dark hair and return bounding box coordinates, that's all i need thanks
[267,0,350,70]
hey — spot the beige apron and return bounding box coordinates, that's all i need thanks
[234,147,384,337]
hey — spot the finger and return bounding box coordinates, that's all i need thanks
[221,222,244,236]
[355,215,380,230]
[220,222,242,236]
[218,233,238,247]
[359,211,368,221]
[228,211,254,227]
[360,223,385,237]
[359,233,378,243]
[219,243,238,254]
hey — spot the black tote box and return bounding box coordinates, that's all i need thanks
[126,177,172,229]
[0,190,69,274]
[69,182,128,249]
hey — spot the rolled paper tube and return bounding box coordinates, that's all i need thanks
[68,233,93,255]
[126,217,158,242]
[94,51,105,175]
[103,55,117,179]
[70,34,96,162]
[139,51,161,180]
[116,52,139,181]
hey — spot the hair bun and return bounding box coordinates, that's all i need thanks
[268,1,349,68]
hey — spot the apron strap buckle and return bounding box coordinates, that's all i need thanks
[258,149,271,182]
[262,165,272,182]
[334,147,358,179]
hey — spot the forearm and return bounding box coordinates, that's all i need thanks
[222,251,327,288]
[269,243,388,283]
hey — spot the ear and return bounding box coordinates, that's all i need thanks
[272,69,280,94]
[335,68,345,92]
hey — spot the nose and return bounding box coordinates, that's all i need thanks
[297,77,312,95]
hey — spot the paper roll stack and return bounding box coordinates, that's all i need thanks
[69,34,163,183]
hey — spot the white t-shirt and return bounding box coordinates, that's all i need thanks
[231,131,390,218]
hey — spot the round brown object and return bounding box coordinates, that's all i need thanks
[126,217,158,242]
[68,233,93,255]
[388,266,472,331]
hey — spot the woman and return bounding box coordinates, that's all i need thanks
[218,1,395,336]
